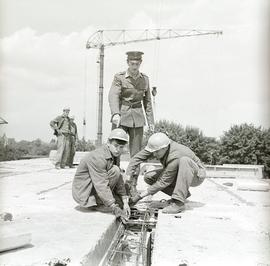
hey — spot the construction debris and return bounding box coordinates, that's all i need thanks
[0,212,13,221]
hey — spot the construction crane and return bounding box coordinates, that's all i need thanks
[86,29,222,146]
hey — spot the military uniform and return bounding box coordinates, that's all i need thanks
[50,115,71,168]
[72,144,127,208]
[126,141,206,202]
[109,70,154,156]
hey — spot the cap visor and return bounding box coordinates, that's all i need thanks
[110,137,128,142]
[145,146,155,153]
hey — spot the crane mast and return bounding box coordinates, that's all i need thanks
[86,29,222,146]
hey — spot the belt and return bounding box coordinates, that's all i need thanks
[122,100,142,108]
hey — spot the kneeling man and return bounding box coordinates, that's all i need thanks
[72,129,130,223]
[126,132,206,214]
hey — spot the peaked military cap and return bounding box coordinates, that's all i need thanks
[126,51,144,60]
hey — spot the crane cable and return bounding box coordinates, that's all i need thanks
[83,50,88,140]
[152,0,163,120]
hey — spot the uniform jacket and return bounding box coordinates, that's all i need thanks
[50,115,70,136]
[70,121,78,139]
[109,71,154,128]
[126,141,206,195]
[72,144,126,207]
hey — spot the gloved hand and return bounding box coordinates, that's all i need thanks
[112,205,128,224]
[112,114,121,127]
[129,194,142,206]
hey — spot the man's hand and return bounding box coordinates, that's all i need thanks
[112,114,121,127]
[130,194,142,206]
[57,129,63,136]
[123,173,131,182]
[112,205,128,224]
[149,124,155,132]
[122,196,130,218]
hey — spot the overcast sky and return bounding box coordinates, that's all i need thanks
[0,0,269,142]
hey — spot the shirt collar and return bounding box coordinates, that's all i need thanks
[160,144,171,164]
[125,70,143,79]
[103,144,113,159]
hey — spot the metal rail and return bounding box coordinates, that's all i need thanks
[100,207,158,266]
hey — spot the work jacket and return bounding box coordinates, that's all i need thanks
[50,115,70,136]
[126,141,206,195]
[109,71,154,128]
[72,144,126,207]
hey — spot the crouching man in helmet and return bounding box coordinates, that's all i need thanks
[72,129,130,223]
[126,133,206,214]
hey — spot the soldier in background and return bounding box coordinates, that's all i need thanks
[68,115,78,168]
[109,51,155,196]
[50,107,71,169]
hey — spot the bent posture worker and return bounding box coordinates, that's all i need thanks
[126,133,206,214]
[72,129,130,223]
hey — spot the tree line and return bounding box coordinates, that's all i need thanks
[144,120,270,178]
[0,137,95,161]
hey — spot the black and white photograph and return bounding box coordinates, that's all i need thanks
[0,0,269,265]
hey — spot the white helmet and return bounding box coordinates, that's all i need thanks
[63,106,70,111]
[145,133,171,152]
[108,128,129,143]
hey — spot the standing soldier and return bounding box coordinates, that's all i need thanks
[109,51,155,196]
[68,115,78,168]
[50,107,71,169]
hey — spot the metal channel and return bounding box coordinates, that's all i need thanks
[99,205,158,266]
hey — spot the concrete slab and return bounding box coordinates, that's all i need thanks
[151,178,270,266]
[1,159,270,266]
[0,159,117,266]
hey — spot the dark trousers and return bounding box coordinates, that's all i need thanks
[68,136,76,166]
[55,134,71,167]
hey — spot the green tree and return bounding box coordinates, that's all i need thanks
[76,138,96,152]
[219,123,270,177]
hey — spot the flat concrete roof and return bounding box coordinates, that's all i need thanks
[0,158,269,266]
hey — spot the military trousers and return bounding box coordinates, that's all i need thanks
[68,136,76,167]
[55,134,71,167]
[144,157,205,202]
